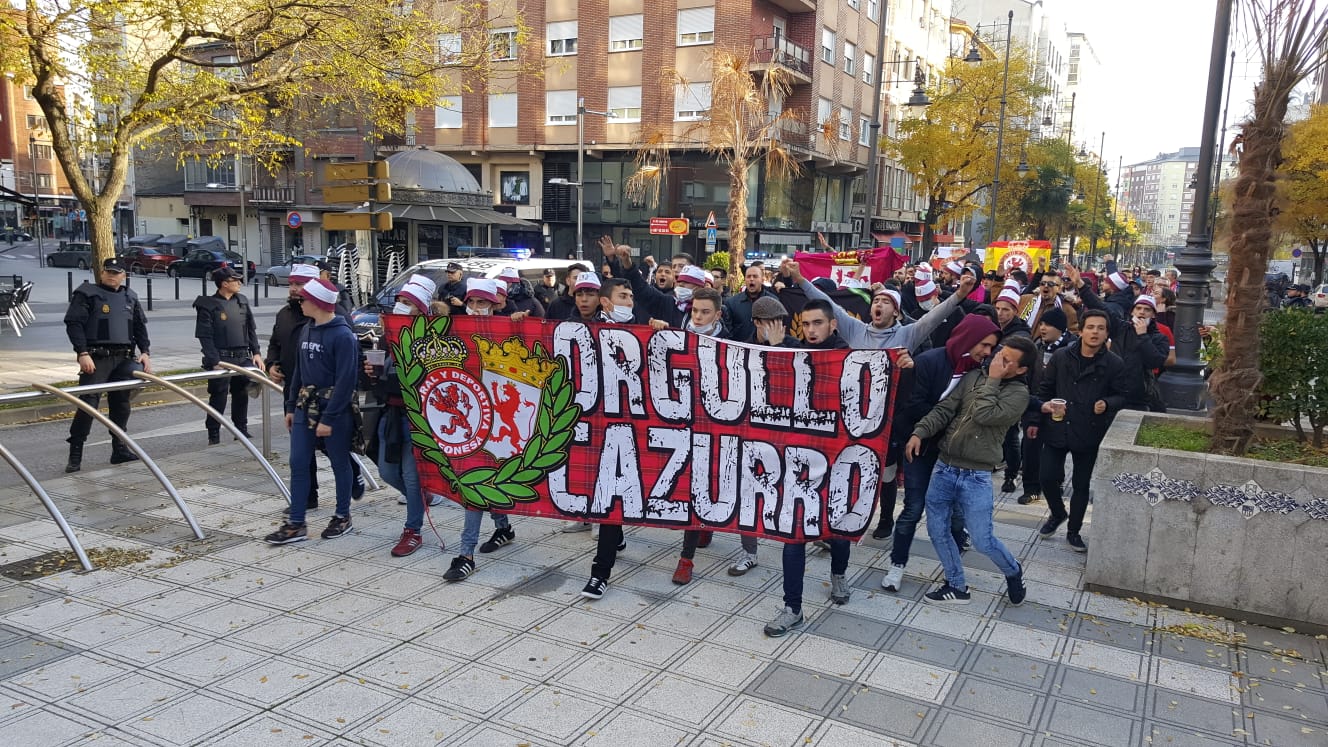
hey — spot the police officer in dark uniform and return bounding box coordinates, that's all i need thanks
[195,266,263,444]
[63,257,152,472]
[439,261,467,309]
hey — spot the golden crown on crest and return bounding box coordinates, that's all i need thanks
[474,336,557,389]
[410,329,468,370]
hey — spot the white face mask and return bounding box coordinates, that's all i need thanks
[674,286,693,303]
[689,320,718,335]
[465,306,491,316]
[392,301,413,315]
[608,305,634,323]
[919,297,937,311]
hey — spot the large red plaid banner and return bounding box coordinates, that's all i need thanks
[383,314,900,543]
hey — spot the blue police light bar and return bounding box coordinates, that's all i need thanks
[455,246,533,260]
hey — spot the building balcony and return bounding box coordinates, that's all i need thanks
[751,36,813,84]
[250,186,295,204]
[771,118,810,151]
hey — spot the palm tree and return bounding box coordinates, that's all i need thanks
[1209,0,1328,453]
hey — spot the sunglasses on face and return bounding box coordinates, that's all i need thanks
[1040,281,1061,288]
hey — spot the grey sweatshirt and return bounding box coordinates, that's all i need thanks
[797,277,963,351]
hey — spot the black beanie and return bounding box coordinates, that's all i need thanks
[1040,307,1069,332]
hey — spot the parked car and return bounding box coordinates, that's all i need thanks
[125,233,163,249]
[1313,284,1328,309]
[264,254,327,286]
[168,248,257,280]
[351,249,580,339]
[0,229,34,242]
[118,245,183,275]
[154,234,190,257]
[45,241,94,269]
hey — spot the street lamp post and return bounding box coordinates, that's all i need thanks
[970,11,1014,245]
[551,98,615,261]
[29,134,45,266]
[1088,132,1106,264]
[859,57,932,248]
[1159,0,1234,411]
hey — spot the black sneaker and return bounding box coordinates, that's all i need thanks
[957,535,972,555]
[1001,478,1018,493]
[479,526,515,553]
[1006,570,1027,606]
[924,582,972,605]
[207,432,221,446]
[235,428,253,440]
[282,497,319,517]
[442,555,476,582]
[351,473,365,500]
[871,519,894,540]
[1067,533,1088,553]
[1017,493,1042,505]
[264,522,307,545]
[321,515,352,539]
[1039,516,1066,537]
[580,577,608,599]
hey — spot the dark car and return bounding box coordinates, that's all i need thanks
[118,245,183,275]
[45,241,94,269]
[168,248,257,280]
[0,229,34,242]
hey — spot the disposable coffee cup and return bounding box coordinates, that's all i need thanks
[1050,398,1067,422]
[365,349,386,374]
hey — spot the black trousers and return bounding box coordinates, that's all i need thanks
[1020,429,1041,495]
[591,524,624,580]
[1039,444,1099,533]
[68,354,139,446]
[206,374,250,434]
[1002,425,1021,480]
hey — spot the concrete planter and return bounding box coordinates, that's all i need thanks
[1086,410,1328,632]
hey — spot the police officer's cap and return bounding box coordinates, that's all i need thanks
[102,257,127,274]
[211,266,244,283]
[446,262,463,273]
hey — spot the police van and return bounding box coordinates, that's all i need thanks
[351,247,582,339]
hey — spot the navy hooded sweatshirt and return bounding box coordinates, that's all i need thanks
[285,314,360,421]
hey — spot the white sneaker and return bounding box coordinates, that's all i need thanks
[397,494,407,505]
[428,493,445,506]
[881,563,905,592]
[727,553,758,576]
[562,521,592,533]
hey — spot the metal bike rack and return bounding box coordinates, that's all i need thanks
[133,370,291,505]
[0,442,94,571]
[31,382,206,540]
[218,361,381,493]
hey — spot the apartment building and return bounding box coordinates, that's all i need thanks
[1120,147,1236,249]
[0,75,80,238]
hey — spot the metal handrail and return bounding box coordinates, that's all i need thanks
[133,370,290,504]
[0,442,93,571]
[217,361,381,493]
[31,382,205,540]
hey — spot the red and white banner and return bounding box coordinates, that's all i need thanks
[384,315,901,543]
[794,248,908,287]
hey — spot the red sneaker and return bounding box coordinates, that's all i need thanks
[672,557,694,585]
[391,528,423,557]
[696,531,714,548]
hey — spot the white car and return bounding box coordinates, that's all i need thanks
[1313,284,1328,309]
[263,254,326,286]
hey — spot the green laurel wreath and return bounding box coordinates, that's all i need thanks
[392,315,581,510]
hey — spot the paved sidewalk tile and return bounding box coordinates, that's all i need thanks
[0,447,1317,745]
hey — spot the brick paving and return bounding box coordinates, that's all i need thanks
[0,442,1324,746]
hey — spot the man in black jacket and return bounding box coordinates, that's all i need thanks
[545,263,590,320]
[1035,309,1129,552]
[1066,263,1168,411]
[723,263,778,343]
[195,267,263,444]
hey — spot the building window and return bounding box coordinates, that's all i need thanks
[867,0,879,21]
[821,29,835,64]
[434,97,462,129]
[546,90,578,124]
[817,97,833,128]
[844,41,856,75]
[863,52,875,84]
[489,93,517,127]
[675,81,712,120]
[677,7,715,46]
[36,173,52,189]
[31,143,52,160]
[437,33,462,64]
[22,85,32,100]
[609,14,643,52]
[847,0,860,9]
[491,28,518,61]
[25,114,42,130]
[859,116,871,146]
[608,86,642,122]
[547,20,577,56]
[840,106,852,140]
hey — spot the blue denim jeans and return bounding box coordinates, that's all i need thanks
[924,460,1021,590]
[782,539,850,614]
[377,412,423,532]
[289,409,352,525]
[460,509,511,557]
[890,451,968,567]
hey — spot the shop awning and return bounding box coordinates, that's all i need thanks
[349,203,537,228]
